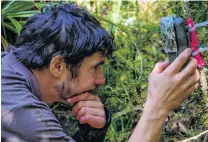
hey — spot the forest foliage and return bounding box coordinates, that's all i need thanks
[1,1,208,141]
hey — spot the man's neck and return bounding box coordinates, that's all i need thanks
[31,69,57,104]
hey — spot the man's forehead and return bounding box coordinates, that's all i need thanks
[84,52,105,65]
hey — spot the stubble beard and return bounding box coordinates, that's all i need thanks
[55,75,99,103]
[55,74,75,101]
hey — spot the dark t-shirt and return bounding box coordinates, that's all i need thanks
[1,51,75,142]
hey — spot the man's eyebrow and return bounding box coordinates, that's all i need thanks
[95,61,105,66]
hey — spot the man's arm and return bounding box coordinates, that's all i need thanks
[129,103,166,142]
[129,48,200,142]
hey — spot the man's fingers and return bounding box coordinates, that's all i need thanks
[152,61,169,74]
[182,69,200,89]
[180,70,199,101]
[79,115,106,128]
[72,101,104,115]
[76,107,105,120]
[67,92,99,104]
[166,48,192,74]
[179,58,197,79]
[166,81,198,112]
[183,83,199,100]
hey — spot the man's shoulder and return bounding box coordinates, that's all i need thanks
[1,72,41,118]
[1,53,30,94]
[1,97,75,142]
[1,51,8,58]
[1,51,24,78]
[2,50,41,99]
[1,52,40,118]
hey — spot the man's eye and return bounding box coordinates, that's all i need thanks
[94,66,98,70]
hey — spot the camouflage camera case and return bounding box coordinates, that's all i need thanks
[160,16,191,70]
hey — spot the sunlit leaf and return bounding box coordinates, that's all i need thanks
[7,17,22,35]
[6,11,40,18]
[4,23,17,34]
[3,1,36,15]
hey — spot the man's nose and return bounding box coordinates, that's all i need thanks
[95,71,105,86]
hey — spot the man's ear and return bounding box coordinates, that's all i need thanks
[49,56,66,78]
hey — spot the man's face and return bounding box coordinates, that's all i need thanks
[55,52,106,104]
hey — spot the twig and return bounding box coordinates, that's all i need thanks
[178,130,208,142]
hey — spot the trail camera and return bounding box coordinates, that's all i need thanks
[160,16,191,69]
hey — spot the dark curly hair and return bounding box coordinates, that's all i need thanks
[13,3,116,77]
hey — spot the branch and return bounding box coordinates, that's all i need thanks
[178,130,208,142]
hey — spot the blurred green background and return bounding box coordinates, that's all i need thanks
[1,1,208,141]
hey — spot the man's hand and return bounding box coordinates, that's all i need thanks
[146,48,200,118]
[67,93,106,129]
[129,48,200,142]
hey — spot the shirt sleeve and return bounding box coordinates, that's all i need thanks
[2,99,76,142]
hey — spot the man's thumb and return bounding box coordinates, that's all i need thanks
[152,61,169,73]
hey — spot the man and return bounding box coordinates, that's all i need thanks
[1,3,199,142]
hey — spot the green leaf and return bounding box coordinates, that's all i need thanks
[2,0,16,13]
[19,21,27,25]
[4,23,18,34]
[2,1,36,15]
[7,17,22,35]
[34,2,48,10]
[6,11,40,18]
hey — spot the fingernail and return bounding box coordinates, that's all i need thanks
[188,48,192,54]
[164,60,169,64]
